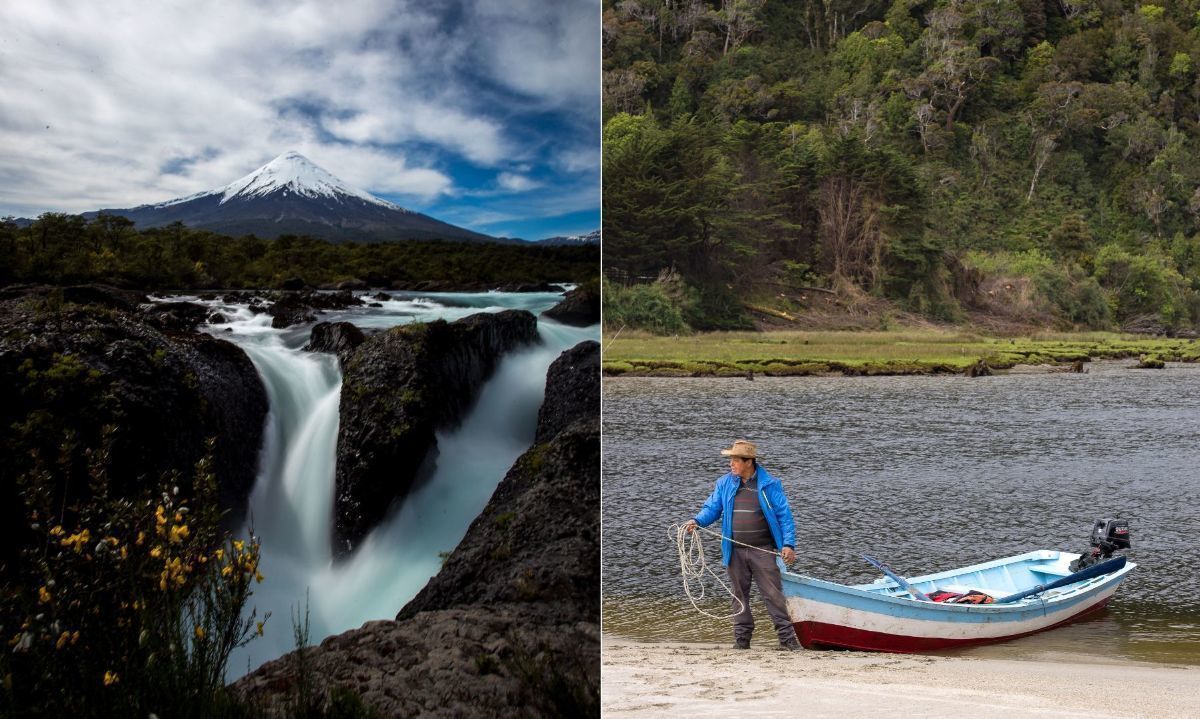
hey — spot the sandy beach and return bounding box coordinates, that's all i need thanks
[602,635,1200,718]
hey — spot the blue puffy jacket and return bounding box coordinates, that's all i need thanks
[693,465,796,566]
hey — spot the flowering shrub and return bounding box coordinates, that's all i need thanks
[1,432,268,718]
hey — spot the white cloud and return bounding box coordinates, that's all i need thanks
[496,172,542,192]
[0,0,600,240]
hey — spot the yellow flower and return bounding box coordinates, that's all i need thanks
[194,626,205,640]
[55,631,69,650]
[38,586,51,604]
[159,577,167,592]
[221,566,232,578]
[232,539,245,553]
[136,531,146,546]
[60,529,91,553]
[255,570,264,584]
[256,621,264,637]
[49,526,64,537]
[168,524,190,544]
[120,546,128,560]
[214,548,224,561]
[103,670,119,686]
[150,546,163,558]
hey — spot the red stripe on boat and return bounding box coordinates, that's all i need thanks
[794,597,1110,653]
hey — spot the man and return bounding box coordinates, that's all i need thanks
[685,440,801,651]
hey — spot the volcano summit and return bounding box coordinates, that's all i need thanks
[94,152,497,243]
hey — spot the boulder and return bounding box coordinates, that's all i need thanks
[333,310,539,556]
[541,283,599,327]
[143,301,211,332]
[372,292,392,302]
[280,277,308,291]
[337,279,369,291]
[303,321,365,359]
[267,290,364,329]
[0,289,269,559]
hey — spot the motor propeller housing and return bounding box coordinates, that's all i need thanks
[1070,518,1131,572]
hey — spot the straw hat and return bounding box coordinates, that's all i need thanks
[719,440,757,459]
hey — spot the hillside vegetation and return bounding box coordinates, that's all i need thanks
[0,214,598,290]
[603,0,1200,334]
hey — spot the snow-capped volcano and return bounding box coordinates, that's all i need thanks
[93,151,498,244]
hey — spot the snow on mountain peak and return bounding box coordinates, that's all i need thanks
[213,151,401,210]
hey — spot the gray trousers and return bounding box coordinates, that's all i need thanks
[728,546,797,644]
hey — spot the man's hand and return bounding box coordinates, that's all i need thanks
[781,547,796,565]
[683,519,697,534]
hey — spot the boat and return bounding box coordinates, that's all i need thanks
[781,549,1136,652]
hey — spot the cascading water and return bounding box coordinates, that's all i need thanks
[187,292,595,678]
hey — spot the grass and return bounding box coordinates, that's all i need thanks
[602,329,1200,376]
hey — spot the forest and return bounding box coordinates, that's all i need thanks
[603,0,1200,332]
[0,214,598,290]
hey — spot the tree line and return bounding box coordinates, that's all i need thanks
[0,214,598,290]
[603,0,1200,331]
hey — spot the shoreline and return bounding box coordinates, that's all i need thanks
[602,635,1200,718]
[602,329,1200,377]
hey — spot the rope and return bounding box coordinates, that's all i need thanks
[669,523,785,620]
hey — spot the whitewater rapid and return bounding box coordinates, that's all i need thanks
[186,290,594,678]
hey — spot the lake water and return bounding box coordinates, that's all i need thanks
[601,361,1200,664]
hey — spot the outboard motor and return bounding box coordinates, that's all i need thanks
[1070,518,1131,572]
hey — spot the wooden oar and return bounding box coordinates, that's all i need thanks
[994,556,1127,604]
[862,554,931,602]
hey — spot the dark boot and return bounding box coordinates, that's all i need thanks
[733,637,750,650]
[778,637,801,651]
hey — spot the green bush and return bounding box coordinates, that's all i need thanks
[1093,243,1190,326]
[602,279,689,334]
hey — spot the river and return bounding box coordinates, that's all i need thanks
[178,290,595,677]
[602,361,1200,665]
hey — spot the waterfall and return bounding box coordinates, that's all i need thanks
[191,292,595,678]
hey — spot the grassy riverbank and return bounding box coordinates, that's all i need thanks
[602,329,1200,377]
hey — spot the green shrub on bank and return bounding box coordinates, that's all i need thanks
[1093,243,1194,327]
[602,279,689,334]
[965,250,1112,328]
[0,433,267,718]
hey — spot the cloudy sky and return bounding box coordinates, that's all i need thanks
[0,0,599,240]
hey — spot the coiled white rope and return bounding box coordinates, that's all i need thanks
[670,523,745,619]
[671,523,791,621]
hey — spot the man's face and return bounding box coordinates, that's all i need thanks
[729,456,753,479]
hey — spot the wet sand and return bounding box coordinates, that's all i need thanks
[602,636,1200,718]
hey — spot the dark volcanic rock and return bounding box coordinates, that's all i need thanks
[333,310,539,556]
[337,279,369,291]
[535,341,599,444]
[541,284,599,327]
[143,301,211,332]
[304,321,365,358]
[280,277,307,291]
[372,292,392,302]
[233,341,600,717]
[267,290,365,329]
[0,289,268,549]
[208,312,229,324]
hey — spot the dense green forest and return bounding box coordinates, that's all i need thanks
[603,0,1200,332]
[0,214,598,290]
